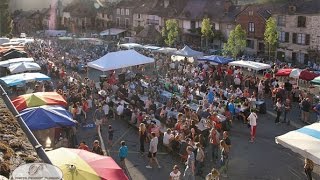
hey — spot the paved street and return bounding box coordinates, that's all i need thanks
[76,98,320,180]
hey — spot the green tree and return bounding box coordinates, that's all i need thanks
[162,19,179,47]
[201,18,214,49]
[0,0,12,37]
[264,17,278,61]
[223,24,246,58]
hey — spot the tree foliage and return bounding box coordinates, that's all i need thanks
[264,17,278,59]
[201,18,214,48]
[162,19,179,47]
[0,0,12,37]
[223,25,246,58]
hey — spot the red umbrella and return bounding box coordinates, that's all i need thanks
[299,70,319,81]
[12,92,67,111]
[275,68,293,76]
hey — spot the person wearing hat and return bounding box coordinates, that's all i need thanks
[92,140,103,155]
[205,168,220,180]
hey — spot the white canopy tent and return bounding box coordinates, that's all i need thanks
[228,60,271,71]
[8,62,41,74]
[0,58,34,67]
[173,45,203,57]
[154,47,177,54]
[87,50,154,72]
[275,123,320,165]
[119,43,143,49]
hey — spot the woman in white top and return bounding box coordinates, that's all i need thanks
[247,109,258,143]
[249,95,257,109]
[170,165,181,180]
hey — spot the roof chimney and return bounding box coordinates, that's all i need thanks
[224,0,232,14]
[164,0,170,8]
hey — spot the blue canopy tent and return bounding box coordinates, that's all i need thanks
[0,72,50,86]
[19,105,77,131]
[198,55,233,65]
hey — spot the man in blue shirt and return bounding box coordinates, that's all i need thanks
[207,89,214,104]
[118,141,128,169]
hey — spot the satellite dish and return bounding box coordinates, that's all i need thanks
[94,2,100,9]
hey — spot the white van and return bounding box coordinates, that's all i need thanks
[0,38,10,45]
[20,33,26,38]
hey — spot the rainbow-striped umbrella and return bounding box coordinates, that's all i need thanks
[46,148,128,180]
[12,92,67,111]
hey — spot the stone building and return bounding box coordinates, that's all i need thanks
[273,0,320,64]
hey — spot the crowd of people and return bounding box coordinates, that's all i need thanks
[18,38,319,180]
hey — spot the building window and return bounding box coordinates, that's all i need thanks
[248,22,254,32]
[297,16,306,27]
[293,33,310,45]
[212,23,216,30]
[116,8,120,15]
[227,24,232,29]
[102,13,105,18]
[190,21,196,30]
[278,31,289,43]
[277,15,285,26]
[116,17,120,26]
[121,9,124,15]
[147,19,159,25]
[246,39,254,49]
[125,9,129,16]
[296,52,304,64]
[137,14,141,19]
[248,11,253,16]
[125,18,129,28]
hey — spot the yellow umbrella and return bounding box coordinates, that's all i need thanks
[46,148,128,180]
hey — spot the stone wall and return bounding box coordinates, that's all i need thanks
[0,98,40,178]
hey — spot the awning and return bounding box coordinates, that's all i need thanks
[275,123,320,165]
[0,57,34,67]
[100,28,126,36]
[0,72,51,86]
[8,62,41,74]
[87,50,154,72]
[198,55,233,65]
[228,60,271,71]
[119,43,143,49]
[143,45,161,51]
[154,47,177,54]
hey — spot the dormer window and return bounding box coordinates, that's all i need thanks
[248,11,253,16]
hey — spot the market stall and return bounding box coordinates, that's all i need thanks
[275,123,320,164]
[228,60,271,71]
[87,50,154,72]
